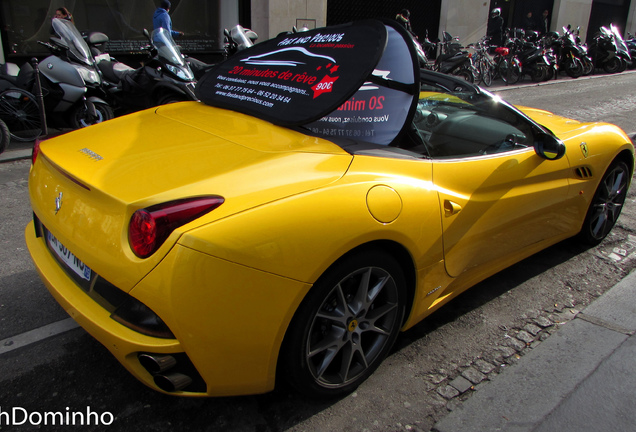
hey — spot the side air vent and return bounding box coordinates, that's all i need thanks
[575,166,593,179]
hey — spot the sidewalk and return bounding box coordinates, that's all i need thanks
[433,270,636,432]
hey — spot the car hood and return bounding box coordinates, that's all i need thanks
[30,102,352,291]
[517,106,584,135]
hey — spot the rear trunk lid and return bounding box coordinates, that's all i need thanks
[30,102,352,291]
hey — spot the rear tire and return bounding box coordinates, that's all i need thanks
[156,93,187,106]
[281,249,406,398]
[69,102,114,129]
[455,68,475,83]
[603,57,622,74]
[578,159,631,245]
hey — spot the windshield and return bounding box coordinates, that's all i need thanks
[51,18,93,66]
[151,28,187,67]
[610,24,629,53]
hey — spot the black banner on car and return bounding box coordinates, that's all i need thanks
[196,19,420,146]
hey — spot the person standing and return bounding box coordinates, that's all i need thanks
[51,7,73,34]
[153,0,184,38]
[395,9,417,38]
[54,7,73,22]
[541,10,550,34]
[487,8,504,47]
[522,11,535,33]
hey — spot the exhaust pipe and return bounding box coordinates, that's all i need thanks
[138,353,177,374]
[154,373,193,392]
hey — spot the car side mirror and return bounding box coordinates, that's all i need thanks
[535,132,566,160]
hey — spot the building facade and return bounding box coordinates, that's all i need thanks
[1,0,635,64]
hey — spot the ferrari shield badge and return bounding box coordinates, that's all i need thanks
[580,142,589,158]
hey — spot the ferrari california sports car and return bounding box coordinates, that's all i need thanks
[26,20,633,398]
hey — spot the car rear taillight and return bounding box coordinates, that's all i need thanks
[32,138,41,165]
[129,196,224,258]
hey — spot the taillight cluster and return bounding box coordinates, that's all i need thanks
[32,138,42,165]
[128,196,224,258]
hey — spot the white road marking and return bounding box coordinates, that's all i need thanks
[0,318,80,355]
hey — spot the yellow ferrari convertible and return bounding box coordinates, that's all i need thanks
[26,20,633,398]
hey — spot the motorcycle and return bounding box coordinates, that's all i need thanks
[224,24,258,59]
[507,29,556,82]
[609,24,632,71]
[588,25,624,74]
[88,27,197,114]
[546,27,585,78]
[626,33,636,69]
[186,24,259,80]
[434,32,476,82]
[0,18,113,135]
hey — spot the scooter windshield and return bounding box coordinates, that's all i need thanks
[152,28,186,67]
[610,24,629,54]
[151,28,194,81]
[51,18,93,67]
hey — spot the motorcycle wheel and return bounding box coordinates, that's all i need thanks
[530,67,547,82]
[455,69,475,83]
[0,118,9,154]
[0,89,42,142]
[157,93,188,105]
[618,58,628,73]
[565,58,584,78]
[69,102,114,130]
[603,57,622,74]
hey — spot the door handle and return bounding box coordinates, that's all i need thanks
[444,200,462,215]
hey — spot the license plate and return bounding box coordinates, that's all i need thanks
[46,231,92,281]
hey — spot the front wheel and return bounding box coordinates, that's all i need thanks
[281,249,407,398]
[578,159,631,245]
[564,57,584,78]
[69,101,114,129]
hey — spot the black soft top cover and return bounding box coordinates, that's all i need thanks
[196,19,420,146]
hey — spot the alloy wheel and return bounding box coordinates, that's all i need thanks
[582,160,630,244]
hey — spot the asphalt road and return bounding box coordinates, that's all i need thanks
[1,71,635,432]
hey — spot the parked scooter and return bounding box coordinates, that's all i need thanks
[223,24,258,59]
[434,32,476,82]
[609,24,632,71]
[588,25,624,74]
[546,27,585,78]
[88,27,197,114]
[626,33,636,69]
[0,18,113,132]
[186,24,259,80]
[507,29,556,82]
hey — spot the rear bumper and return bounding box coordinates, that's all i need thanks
[25,221,190,394]
[25,220,311,397]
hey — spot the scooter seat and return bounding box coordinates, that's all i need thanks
[97,60,135,84]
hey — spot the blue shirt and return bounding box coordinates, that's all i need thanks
[153,8,180,38]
